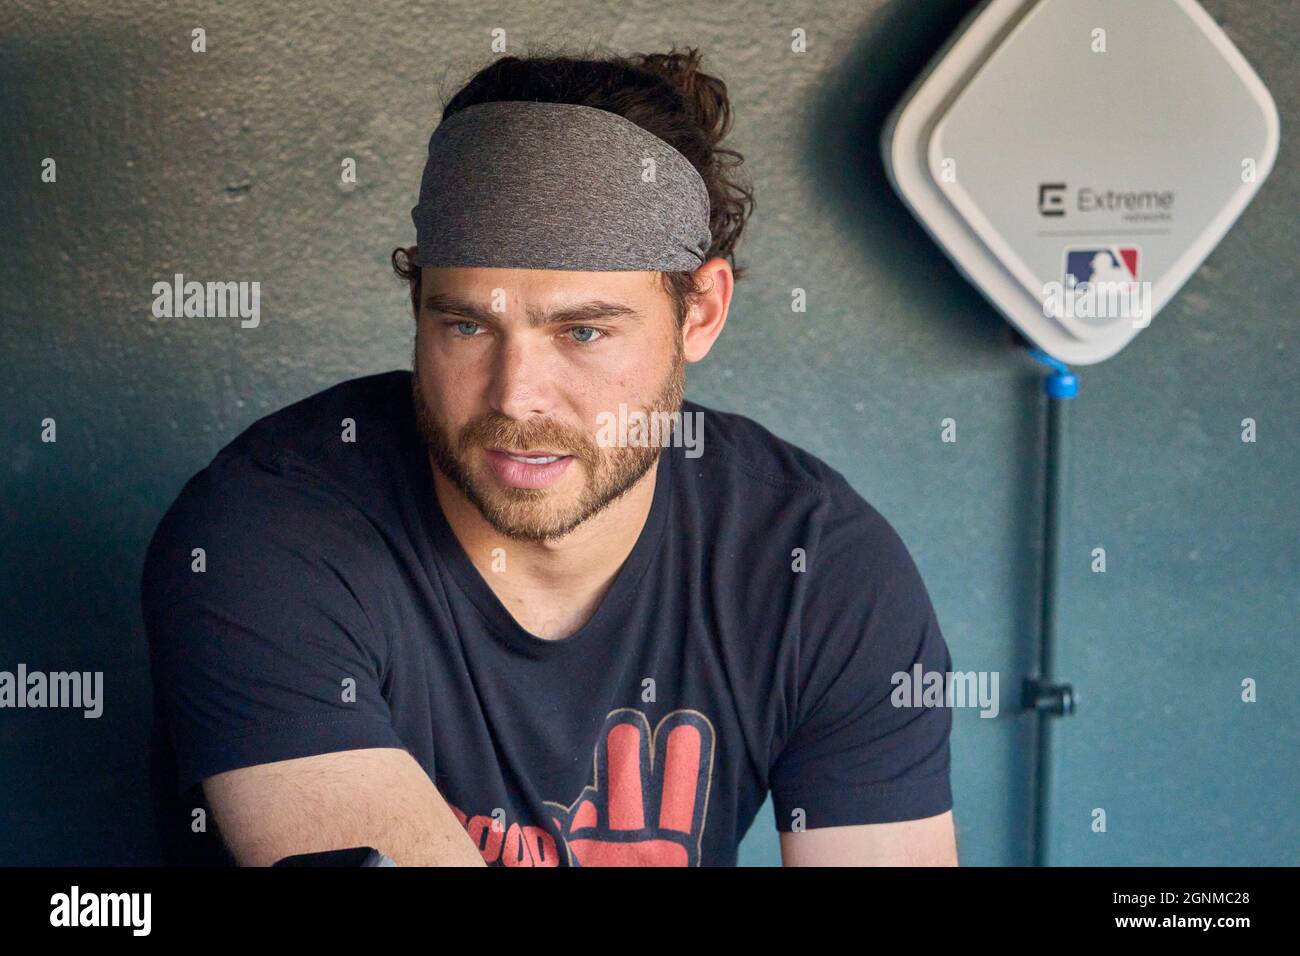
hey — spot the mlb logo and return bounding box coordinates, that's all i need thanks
[1064,246,1140,288]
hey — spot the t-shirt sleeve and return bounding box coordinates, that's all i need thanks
[141,446,407,796]
[769,478,954,831]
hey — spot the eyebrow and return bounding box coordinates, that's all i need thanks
[422,292,642,329]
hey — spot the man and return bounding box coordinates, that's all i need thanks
[142,51,957,866]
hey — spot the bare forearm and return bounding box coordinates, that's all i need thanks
[203,748,487,867]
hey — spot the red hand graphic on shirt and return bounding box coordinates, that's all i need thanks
[546,708,716,866]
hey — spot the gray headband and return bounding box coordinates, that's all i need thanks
[410,100,712,272]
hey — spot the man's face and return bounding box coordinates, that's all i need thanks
[412,266,685,543]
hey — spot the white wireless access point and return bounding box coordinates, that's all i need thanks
[882,0,1279,364]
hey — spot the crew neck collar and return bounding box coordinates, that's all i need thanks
[411,427,674,658]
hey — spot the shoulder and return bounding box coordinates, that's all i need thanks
[220,369,415,482]
[680,399,905,553]
[677,400,935,628]
[685,399,839,491]
[142,371,414,601]
[163,368,413,515]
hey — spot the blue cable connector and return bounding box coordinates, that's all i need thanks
[1026,347,1078,399]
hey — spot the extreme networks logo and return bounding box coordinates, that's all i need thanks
[1038,182,1175,223]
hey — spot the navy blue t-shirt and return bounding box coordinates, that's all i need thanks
[141,370,953,866]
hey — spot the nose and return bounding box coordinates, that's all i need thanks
[486,331,557,421]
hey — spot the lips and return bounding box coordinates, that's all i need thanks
[484,448,574,489]
[499,449,565,463]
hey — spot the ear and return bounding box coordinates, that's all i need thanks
[681,258,733,363]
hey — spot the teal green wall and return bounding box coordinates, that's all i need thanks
[2,1,1295,865]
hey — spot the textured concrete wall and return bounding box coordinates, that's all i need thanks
[1,0,1295,865]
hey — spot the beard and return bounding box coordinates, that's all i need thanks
[411,339,684,544]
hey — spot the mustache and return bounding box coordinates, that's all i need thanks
[457,414,599,466]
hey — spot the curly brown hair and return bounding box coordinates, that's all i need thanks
[392,45,755,327]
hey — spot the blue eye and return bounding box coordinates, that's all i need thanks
[568,326,604,343]
[453,321,481,336]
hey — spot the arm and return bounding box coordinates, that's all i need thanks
[202,747,485,867]
[768,484,958,864]
[143,448,475,865]
[779,810,957,866]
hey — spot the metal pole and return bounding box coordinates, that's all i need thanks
[1023,348,1078,867]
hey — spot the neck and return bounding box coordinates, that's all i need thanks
[429,451,659,595]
